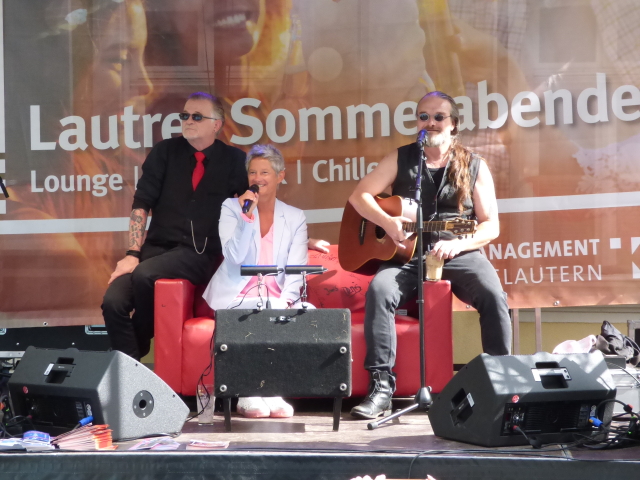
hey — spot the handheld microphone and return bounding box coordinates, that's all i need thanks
[0,176,9,198]
[417,129,428,147]
[242,184,260,214]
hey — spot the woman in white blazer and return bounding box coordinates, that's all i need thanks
[203,144,309,419]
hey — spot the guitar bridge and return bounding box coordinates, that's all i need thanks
[359,219,366,245]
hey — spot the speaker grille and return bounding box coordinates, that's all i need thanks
[502,401,593,436]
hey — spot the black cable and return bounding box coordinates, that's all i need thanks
[407,451,425,478]
[568,398,640,450]
[513,425,543,449]
[187,325,217,422]
[596,398,637,416]
[228,276,279,310]
[228,283,261,310]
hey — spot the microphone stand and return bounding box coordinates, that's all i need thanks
[239,265,326,310]
[300,270,309,309]
[367,135,433,429]
[284,265,327,309]
[255,273,266,310]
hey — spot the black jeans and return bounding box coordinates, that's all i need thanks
[363,250,511,373]
[102,244,218,360]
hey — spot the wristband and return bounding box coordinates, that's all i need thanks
[125,249,141,259]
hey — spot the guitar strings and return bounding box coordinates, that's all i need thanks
[360,218,453,233]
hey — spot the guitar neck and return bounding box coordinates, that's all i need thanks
[403,221,449,233]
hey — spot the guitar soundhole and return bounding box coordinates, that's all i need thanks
[374,226,386,241]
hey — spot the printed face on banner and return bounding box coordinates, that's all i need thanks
[4,0,640,328]
[206,0,261,62]
[75,0,152,118]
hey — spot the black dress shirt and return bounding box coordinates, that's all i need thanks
[133,136,248,255]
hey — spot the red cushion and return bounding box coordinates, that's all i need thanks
[193,285,214,318]
[181,318,215,395]
[154,279,196,392]
[307,245,372,313]
[350,312,365,325]
[351,318,424,397]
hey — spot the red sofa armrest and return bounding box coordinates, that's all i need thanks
[154,279,196,392]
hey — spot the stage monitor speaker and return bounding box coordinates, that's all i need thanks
[8,347,189,441]
[214,309,352,398]
[428,352,616,447]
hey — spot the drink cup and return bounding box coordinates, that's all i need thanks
[425,254,444,282]
[196,384,214,424]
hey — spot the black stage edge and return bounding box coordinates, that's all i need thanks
[2,397,640,479]
[1,450,640,480]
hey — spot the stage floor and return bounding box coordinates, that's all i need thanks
[2,398,640,480]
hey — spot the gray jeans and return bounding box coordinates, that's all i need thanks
[363,250,511,372]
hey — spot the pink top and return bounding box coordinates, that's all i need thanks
[238,218,282,300]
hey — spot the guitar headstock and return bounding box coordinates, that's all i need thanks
[445,218,477,236]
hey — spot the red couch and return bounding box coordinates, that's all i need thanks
[154,245,453,398]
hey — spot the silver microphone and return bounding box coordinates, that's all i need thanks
[240,265,281,276]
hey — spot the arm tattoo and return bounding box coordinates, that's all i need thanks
[128,208,148,250]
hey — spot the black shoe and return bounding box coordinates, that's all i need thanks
[350,371,395,419]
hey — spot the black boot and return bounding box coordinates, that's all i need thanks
[350,371,395,419]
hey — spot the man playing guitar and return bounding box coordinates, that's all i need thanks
[348,91,512,420]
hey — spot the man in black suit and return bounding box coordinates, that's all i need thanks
[102,92,248,360]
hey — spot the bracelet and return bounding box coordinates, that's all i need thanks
[125,249,141,259]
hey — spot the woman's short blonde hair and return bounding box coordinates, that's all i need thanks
[245,144,285,174]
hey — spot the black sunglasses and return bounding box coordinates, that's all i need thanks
[418,113,451,122]
[178,112,218,122]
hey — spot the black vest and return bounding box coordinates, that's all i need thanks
[392,143,480,243]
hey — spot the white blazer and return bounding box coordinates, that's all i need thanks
[203,197,309,310]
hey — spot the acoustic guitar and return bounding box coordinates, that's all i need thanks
[338,196,477,274]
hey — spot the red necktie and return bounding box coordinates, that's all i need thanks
[192,152,206,190]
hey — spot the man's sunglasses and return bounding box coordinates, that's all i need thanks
[178,113,218,122]
[418,113,451,122]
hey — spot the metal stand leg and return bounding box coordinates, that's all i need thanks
[332,397,342,431]
[367,386,431,430]
[223,398,232,432]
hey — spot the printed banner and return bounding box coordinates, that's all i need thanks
[1,0,640,326]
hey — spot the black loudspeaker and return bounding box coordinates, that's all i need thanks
[214,309,352,398]
[8,347,189,441]
[428,352,617,447]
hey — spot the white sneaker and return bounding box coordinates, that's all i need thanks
[263,397,294,418]
[236,397,270,418]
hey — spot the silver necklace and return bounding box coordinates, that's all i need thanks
[190,220,208,255]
